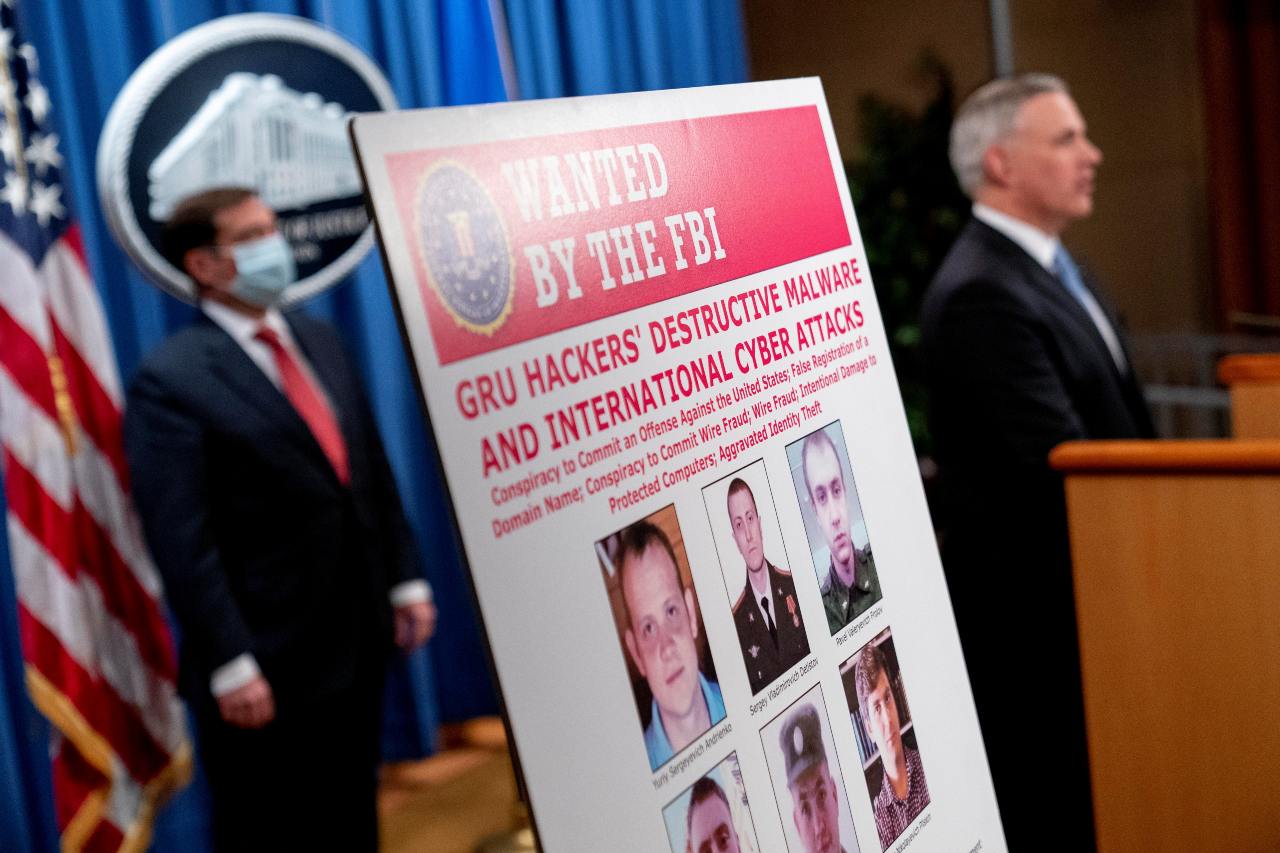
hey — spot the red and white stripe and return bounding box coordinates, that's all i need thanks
[1,224,189,852]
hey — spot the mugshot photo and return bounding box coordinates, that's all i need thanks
[841,628,930,851]
[662,752,761,853]
[702,460,810,696]
[596,504,725,772]
[759,682,858,853]
[786,421,882,636]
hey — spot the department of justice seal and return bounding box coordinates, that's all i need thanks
[415,161,514,335]
[97,13,397,304]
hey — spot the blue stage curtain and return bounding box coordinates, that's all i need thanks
[1,0,748,848]
[500,0,748,98]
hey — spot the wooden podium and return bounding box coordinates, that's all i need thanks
[1218,354,1280,438]
[1051,441,1280,852]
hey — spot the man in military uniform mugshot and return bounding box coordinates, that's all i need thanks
[726,477,810,694]
[801,428,882,634]
[779,703,848,853]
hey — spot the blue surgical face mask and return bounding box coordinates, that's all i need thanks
[229,233,296,307]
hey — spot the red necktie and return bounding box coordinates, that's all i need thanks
[255,327,350,484]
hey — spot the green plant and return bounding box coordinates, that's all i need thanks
[845,58,969,458]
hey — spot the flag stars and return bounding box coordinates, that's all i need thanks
[1,169,26,214]
[25,132,59,175]
[29,180,62,225]
[18,43,37,74]
[25,81,49,124]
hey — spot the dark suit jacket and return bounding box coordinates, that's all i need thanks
[123,310,421,715]
[920,217,1153,849]
[922,217,1152,574]
[731,561,810,695]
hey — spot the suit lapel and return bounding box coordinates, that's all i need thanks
[972,221,1128,383]
[199,314,340,478]
[968,221,1153,432]
[1072,260,1142,375]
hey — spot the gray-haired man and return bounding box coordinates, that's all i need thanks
[920,75,1153,850]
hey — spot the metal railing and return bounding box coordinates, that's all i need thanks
[1131,332,1280,438]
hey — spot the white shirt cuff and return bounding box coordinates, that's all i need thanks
[390,579,432,607]
[210,653,261,698]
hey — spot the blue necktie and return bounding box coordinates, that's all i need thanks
[1051,247,1127,371]
[1051,247,1092,308]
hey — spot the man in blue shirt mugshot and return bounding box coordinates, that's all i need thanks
[617,520,725,769]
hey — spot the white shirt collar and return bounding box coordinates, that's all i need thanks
[202,300,292,348]
[972,203,1059,271]
[747,564,772,621]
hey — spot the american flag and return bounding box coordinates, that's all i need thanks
[0,2,190,850]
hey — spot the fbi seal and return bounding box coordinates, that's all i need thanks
[416,161,514,335]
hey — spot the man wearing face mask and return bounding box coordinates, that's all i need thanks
[123,187,435,851]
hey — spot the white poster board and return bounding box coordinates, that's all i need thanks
[352,79,1004,853]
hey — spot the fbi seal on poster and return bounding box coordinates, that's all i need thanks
[416,160,515,335]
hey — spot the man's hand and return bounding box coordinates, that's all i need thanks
[394,600,436,651]
[217,675,275,729]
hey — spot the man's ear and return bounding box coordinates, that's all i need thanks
[184,246,234,290]
[982,142,1012,188]
[184,247,216,284]
[624,628,646,677]
[684,587,698,641]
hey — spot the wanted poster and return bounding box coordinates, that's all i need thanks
[352,79,1004,853]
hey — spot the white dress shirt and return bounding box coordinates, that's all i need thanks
[202,302,431,698]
